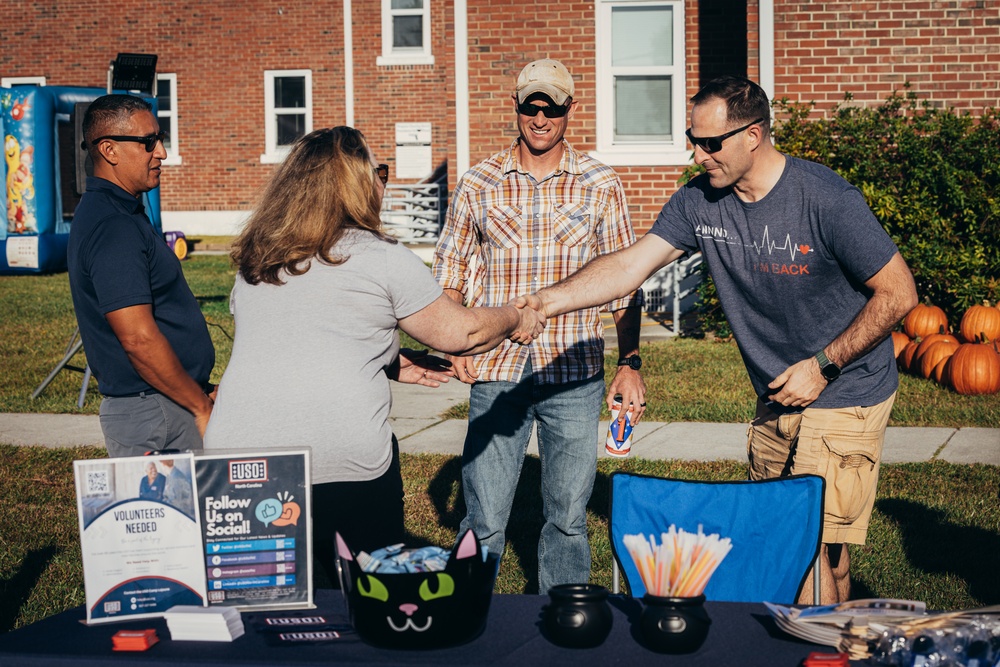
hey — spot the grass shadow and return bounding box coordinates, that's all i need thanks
[0,545,59,633]
[876,497,1000,604]
[504,457,543,593]
[426,456,465,532]
[587,469,611,525]
[849,573,877,600]
[645,310,705,339]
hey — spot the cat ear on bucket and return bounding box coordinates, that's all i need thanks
[454,529,481,560]
[335,532,354,561]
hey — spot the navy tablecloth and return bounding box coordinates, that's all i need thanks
[0,591,853,666]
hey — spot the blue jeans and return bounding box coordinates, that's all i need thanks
[459,358,604,594]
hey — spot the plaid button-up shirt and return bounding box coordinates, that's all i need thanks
[433,140,641,385]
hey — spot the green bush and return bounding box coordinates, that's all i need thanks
[691,87,1000,335]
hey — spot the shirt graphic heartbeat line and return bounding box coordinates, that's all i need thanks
[694,224,813,262]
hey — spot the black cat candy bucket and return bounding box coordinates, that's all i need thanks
[335,530,500,649]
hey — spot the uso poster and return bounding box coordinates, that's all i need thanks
[74,453,206,624]
[194,450,313,610]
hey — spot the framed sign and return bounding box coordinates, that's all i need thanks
[194,449,313,610]
[74,454,206,624]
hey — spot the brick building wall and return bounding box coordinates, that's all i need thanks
[2,1,352,212]
[4,0,997,235]
[773,0,1000,113]
[463,0,712,234]
[0,0,454,216]
[350,0,454,192]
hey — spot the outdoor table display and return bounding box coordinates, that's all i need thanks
[34,448,853,664]
[0,590,849,666]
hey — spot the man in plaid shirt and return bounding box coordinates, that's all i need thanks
[433,59,645,593]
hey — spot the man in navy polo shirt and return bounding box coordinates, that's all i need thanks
[68,94,215,456]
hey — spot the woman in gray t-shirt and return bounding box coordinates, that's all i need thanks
[203,127,543,582]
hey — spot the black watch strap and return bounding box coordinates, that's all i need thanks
[815,349,841,381]
[617,355,642,371]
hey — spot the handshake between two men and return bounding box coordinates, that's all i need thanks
[436,281,647,430]
[507,293,548,345]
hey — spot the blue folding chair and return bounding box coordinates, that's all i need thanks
[609,472,824,604]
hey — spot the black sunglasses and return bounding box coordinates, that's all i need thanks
[516,101,570,119]
[685,118,764,154]
[374,163,389,185]
[88,131,167,153]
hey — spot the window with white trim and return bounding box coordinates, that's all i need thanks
[593,0,688,166]
[261,70,312,164]
[1,76,46,87]
[156,73,182,165]
[377,0,434,66]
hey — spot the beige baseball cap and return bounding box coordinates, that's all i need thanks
[515,59,575,105]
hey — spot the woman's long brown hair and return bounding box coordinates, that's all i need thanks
[231,126,392,285]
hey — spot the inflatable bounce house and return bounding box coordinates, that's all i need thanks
[1,85,162,274]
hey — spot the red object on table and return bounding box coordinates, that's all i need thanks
[802,652,849,666]
[112,628,159,651]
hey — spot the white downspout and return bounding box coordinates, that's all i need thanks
[344,0,355,126]
[759,0,775,103]
[455,0,470,175]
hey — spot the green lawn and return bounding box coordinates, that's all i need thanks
[3,255,999,425]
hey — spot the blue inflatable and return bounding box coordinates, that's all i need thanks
[1,86,160,274]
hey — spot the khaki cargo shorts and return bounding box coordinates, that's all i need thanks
[747,392,896,545]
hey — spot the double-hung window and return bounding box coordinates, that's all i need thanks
[377,0,434,66]
[593,0,688,165]
[261,70,312,163]
[156,73,181,165]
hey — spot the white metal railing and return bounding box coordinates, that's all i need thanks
[639,252,703,335]
[380,183,444,243]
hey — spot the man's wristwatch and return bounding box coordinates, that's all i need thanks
[815,349,841,381]
[617,354,642,371]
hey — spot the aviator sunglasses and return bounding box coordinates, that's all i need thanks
[87,131,167,153]
[685,118,764,154]
[516,101,570,119]
[374,163,389,185]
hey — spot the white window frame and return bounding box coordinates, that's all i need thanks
[377,0,434,67]
[1,76,46,87]
[261,69,313,164]
[591,0,688,166]
[156,73,182,166]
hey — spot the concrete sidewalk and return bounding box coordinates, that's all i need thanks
[3,377,998,465]
[387,379,1000,465]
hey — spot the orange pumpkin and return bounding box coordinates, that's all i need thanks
[919,340,960,379]
[900,341,921,374]
[949,343,1000,395]
[914,333,960,369]
[903,302,949,339]
[931,356,952,384]
[959,300,1000,344]
[891,331,910,359]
